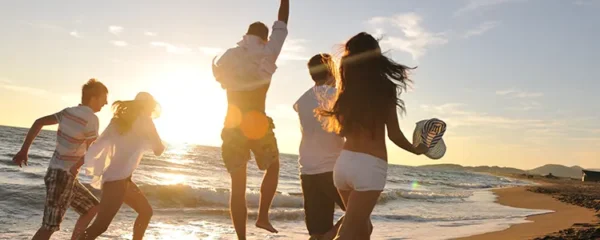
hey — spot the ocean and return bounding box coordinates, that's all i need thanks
[0,125,551,240]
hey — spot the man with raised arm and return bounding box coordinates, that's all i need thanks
[211,0,289,239]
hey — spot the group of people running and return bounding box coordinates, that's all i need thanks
[12,0,429,239]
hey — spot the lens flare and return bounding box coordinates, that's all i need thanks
[411,180,420,190]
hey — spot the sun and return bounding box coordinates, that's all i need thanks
[147,64,227,145]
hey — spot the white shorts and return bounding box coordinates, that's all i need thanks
[333,150,388,191]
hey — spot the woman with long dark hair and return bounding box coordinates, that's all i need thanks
[75,92,166,240]
[320,32,428,239]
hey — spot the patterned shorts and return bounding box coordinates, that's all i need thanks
[221,116,279,173]
[42,168,99,231]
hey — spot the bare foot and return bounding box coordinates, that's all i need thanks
[255,220,278,233]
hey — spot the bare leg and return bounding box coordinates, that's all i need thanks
[71,205,98,240]
[230,163,248,240]
[322,190,351,240]
[255,160,279,233]
[123,181,153,240]
[32,228,53,240]
[79,180,128,240]
[334,190,381,240]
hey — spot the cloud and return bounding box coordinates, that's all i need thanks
[575,0,600,6]
[508,101,542,111]
[198,47,224,56]
[496,89,544,98]
[69,31,82,38]
[369,12,448,60]
[568,137,600,142]
[25,22,65,32]
[454,0,527,16]
[463,21,500,38]
[111,41,128,47]
[150,42,192,54]
[26,22,84,39]
[1,82,50,96]
[279,38,311,61]
[420,103,548,129]
[109,26,124,35]
[145,31,157,37]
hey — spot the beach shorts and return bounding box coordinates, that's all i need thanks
[42,168,99,231]
[301,171,346,235]
[333,150,388,192]
[221,115,279,173]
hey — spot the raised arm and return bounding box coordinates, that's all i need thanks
[278,0,290,24]
[386,104,427,155]
[13,115,58,167]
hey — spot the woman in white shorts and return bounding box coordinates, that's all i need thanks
[319,32,428,239]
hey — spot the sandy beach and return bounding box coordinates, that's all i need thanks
[457,186,598,240]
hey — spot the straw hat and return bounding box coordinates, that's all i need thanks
[413,118,447,160]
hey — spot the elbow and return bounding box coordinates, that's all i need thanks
[387,133,398,143]
[153,145,166,157]
[153,150,164,157]
[33,118,44,128]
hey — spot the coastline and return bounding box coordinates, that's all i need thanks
[456,186,598,240]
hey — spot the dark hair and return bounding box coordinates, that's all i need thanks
[247,22,269,41]
[82,78,108,104]
[308,53,335,84]
[319,32,415,136]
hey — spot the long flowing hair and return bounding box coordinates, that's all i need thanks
[319,32,415,137]
[111,92,160,135]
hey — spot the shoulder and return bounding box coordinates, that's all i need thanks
[75,106,99,125]
[296,87,316,103]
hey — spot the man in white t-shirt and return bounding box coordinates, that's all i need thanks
[211,1,289,238]
[12,79,108,240]
[294,53,345,239]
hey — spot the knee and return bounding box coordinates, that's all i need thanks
[139,207,153,220]
[86,205,99,216]
[230,183,247,199]
[268,160,280,171]
[90,223,110,235]
[98,225,110,234]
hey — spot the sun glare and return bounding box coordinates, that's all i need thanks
[155,172,189,185]
[148,65,226,145]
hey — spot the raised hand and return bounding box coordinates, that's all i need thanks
[278,0,290,24]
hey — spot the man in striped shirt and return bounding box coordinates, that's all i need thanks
[12,79,108,240]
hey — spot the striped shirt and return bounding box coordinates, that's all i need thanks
[48,105,99,171]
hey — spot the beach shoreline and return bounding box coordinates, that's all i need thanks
[456,185,598,240]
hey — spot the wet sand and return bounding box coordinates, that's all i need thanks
[456,186,597,240]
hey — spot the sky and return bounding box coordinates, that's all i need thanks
[0,0,599,169]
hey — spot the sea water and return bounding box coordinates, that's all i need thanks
[0,126,550,239]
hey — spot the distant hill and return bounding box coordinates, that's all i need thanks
[417,164,584,179]
[528,164,583,179]
[417,164,526,175]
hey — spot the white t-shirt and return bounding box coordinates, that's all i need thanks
[294,85,344,175]
[214,21,288,91]
[49,105,99,171]
[83,117,163,189]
